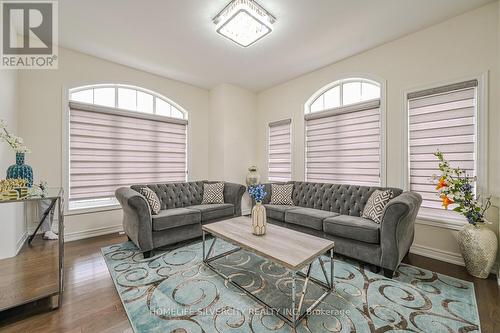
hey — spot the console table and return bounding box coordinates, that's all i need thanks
[0,188,64,312]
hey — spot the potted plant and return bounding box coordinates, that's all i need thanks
[433,151,497,278]
[248,184,268,236]
[0,119,33,187]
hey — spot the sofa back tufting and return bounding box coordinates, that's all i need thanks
[130,181,204,210]
[263,181,403,216]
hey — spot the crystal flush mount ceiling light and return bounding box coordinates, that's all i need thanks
[213,0,276,47]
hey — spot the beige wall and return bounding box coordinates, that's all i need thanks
[209,84,257,213]
[256,2,500,265]
[17,47,211,238]
[0,69,25,259]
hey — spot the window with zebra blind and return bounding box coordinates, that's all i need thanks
[407,79,479,220]
[305,78,382,185]
[68,85,187,211]
[268,119,292,182]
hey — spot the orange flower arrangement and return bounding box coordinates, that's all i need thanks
[440,194,454,209]
[433,151,491,225]
[435,177,447,190]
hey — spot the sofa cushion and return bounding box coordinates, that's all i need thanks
[152,208,201,231]
[187,204,234,222]
[285,207,339,230]
[264,204,299,221]
[323,215,380,244]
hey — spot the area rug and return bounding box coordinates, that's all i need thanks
[102,239,480,333]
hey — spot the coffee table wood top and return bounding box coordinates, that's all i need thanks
[202,216,334,271]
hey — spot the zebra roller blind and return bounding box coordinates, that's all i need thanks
[268,119,292,182]
[69,102,187,203]
[408,80,477,215]
[305,100,381,185]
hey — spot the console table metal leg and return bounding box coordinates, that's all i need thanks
[28,197,57,244]
[291,271,297,328]
[58,195,64,307]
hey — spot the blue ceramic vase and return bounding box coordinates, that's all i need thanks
[7,152,33,187]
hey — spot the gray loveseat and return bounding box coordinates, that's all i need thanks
[261,182,422,277]
[115,181,245,258]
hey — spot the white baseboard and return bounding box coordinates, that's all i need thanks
[64,225,123,242]
[410,243,465,266]
[16,232,27,255]
[242,209,251,216]
[410,243,499,278]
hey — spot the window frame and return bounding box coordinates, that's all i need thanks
[304,76,386,186]
[402,73,488,229]
[267,118,292,182]
[62,84,189,215]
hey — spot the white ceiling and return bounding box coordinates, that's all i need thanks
[58,0,493,91]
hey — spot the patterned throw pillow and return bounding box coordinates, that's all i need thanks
[201,182,225,204]
[139,187,161,215]
[362,190,393,223]
[270,184,294,205]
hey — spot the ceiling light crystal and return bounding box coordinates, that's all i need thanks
[213,0,276,47]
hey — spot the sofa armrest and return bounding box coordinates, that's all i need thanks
[115,187,154,252]
[223,182,246,216]
[380,191,422,270]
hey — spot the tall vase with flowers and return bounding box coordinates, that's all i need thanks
[433,151,497,278]
[248,184,268,236]
[0,119,33,187]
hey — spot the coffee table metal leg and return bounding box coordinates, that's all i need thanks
[297,263,312,316]
[206,237,217,260]
[318,256,330,287]
[202,230,206,260]
[330,248,334,290]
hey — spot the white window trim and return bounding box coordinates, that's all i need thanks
[303,75,387,186]
[61,84,190,215]
[402,72,489,229]
[267,118,293,182]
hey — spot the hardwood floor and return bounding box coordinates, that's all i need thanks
[0,233,498,332]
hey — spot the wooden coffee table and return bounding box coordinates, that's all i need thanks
[202,216,335,329]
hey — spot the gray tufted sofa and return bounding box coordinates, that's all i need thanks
[115,181,245,258]
[261,181,422,277]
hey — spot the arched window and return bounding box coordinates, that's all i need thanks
[67,84,188,211]
[305,78,382,186]
[69,84,187,119]
[308,78,380,113]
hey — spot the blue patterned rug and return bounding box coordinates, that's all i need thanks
[102,239,480,333]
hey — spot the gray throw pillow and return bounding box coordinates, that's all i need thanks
[270,184,294,205]
[139,187,161,215]
[362,189,393,223]
[201,182,225,204]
